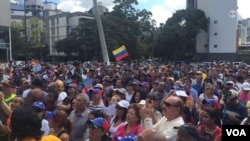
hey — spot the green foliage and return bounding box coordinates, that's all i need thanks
[26,17,46,49]
[155,9,209,60]
[11,21,25,59]
[11,18,47,60]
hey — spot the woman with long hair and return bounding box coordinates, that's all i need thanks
[197,107,222,141]
[45,110,72,141]
[109,100,129,140]
[112,103,143,141]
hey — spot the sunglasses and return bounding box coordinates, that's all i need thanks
[163,101,178,107]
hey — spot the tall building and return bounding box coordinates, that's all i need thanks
[0,0,11,61]
[188,0,238,60]
[10,0,99,61]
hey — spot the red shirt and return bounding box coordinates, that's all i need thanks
[112,123,143,141]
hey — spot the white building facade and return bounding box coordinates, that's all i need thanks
[188,0,238,60]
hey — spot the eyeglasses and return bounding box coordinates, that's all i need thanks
[163,101,178,107]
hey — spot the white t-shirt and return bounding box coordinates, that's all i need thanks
[41,119,50,135]
[57,91,67,103]
[125,93,133,102]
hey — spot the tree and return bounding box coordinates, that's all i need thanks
[155,9,209,60]
[11,21,25,59]
[55,0,156,61]
[10,18,47,60]
[26,17,46,50]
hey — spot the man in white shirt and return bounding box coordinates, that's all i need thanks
[141,95,185,141]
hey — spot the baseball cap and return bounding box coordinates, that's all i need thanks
[139,100,146,105]
[226,89,238,102]
[175,91,187,97]
[68,83,78,89]
[45,111,55,118]
[114,88,127,94]
[87,88,103,96]
[117,100,129,109]
[87,117,110,132]
[94,83,103,90]
[32,101,45,111]
[242,82,250,91]
[42,75,50,82]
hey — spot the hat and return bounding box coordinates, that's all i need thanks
[45,111,55,118]
[94,83,103,90]
[175,91,187,97]
[168,77,174,81]
[87,88,103,96]
[246,101,250,108]
[196,71,202,75]
[227,89,238,102]
[226,81,234,85]
[32,101,45,110]
[42,75,49,82]
[141,82,149,89]
[114,88,127,94]
[132,80,141,86]
[174,124,200,140]
[87,117,110,132]
[139,100,146,105]
[242,82,250,91]
[1,79,15,87]
[117,100,129,109]
[68,83,78,89]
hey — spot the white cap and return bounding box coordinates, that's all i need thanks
[114,88,127,94]
[117,100,129,109]
[242,82,250,91]
[139,100,146,105]
[94,83,103,89]
[226,81,234,85]
[175,91,187,97]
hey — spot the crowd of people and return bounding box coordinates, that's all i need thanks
[0,59,250,141]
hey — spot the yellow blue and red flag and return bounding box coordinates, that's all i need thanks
[112,45,129,62]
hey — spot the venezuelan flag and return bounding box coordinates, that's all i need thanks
[112,45,129,62]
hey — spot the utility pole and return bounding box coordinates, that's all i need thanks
[24,0,28,61]
[93,0,110,65]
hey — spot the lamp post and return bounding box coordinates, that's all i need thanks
[24,0,28,61]
[93,0,110,65]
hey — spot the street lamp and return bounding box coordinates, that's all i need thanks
[24,0,28,61]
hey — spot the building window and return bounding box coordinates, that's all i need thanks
[214,20,218,24]
[204,44,208,48]
[214,32,218,36]
[214,45,217,48]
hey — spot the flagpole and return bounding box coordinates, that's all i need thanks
[93,0,110,65]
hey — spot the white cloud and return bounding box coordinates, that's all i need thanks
[150,0,186,26]
[57,0,114,12]
[151,5,172,25]
[238,1,250,19]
